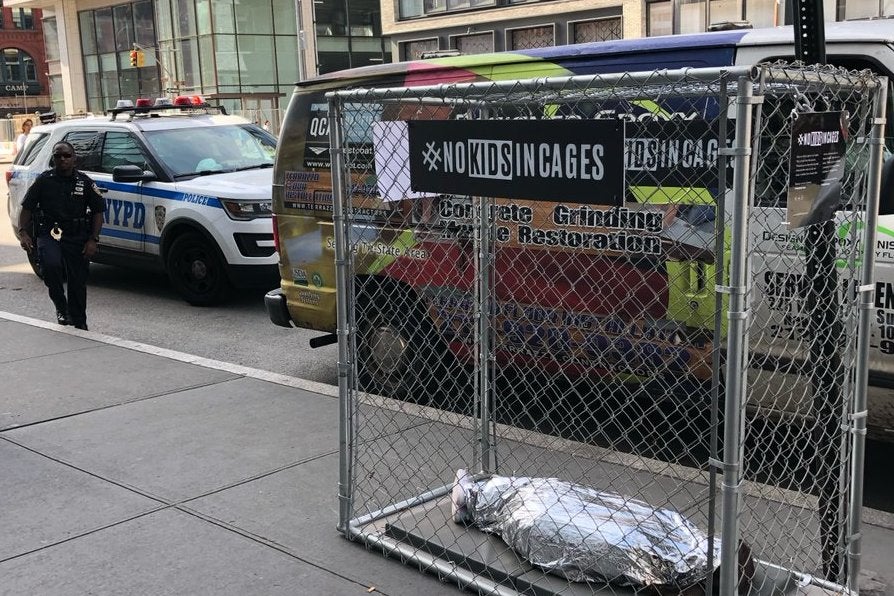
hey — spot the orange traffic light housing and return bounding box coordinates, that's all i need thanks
[136,49,145,68]
[129,49,138,67]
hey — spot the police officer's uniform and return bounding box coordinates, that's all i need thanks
[21,169,105,329]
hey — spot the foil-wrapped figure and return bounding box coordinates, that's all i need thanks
[451,469,720,588]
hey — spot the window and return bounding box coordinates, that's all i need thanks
[44,18,60,62]
[81,1,159,111]
[402,38,439,61]
[647,1,672,36]
[571,18,622,43]
[680,0,705,33]
[508,26,554,50]
[1,49,37,83]
[13,132,50,167]
[63,130,104,171]
[12,8,35,30]
[453,32,494,54]
[100,132,150,173]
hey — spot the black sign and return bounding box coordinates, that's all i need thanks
[625,120,721,189]
[0,83,41,97]
[408,119,625,204]
[786,111,847,229]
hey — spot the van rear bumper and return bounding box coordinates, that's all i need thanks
[265,288,293,328]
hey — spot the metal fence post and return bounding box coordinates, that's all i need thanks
[719,74,756,595]
[329,95,354,533]
[847,77,888,594]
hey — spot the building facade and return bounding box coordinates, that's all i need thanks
[0,3,48,114]
[5,0,894,120]
[6,0,390,122]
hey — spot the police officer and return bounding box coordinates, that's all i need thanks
[18,141,105,330]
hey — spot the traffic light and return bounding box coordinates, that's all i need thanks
[129,49,138,67]
[136,49,145,68]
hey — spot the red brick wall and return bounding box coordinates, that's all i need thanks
[0,8,49,112]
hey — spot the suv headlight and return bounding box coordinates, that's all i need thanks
[221,199,272,220]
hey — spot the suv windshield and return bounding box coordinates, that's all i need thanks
[143,124,276,178]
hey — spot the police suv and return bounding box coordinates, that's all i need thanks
[7,96,278,305]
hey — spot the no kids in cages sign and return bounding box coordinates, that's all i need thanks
[408,119,626,205]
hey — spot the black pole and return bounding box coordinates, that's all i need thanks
[791,0,846,582]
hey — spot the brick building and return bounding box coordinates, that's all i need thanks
[0,4,48,115]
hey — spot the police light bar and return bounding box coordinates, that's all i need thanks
[107,96,228,120]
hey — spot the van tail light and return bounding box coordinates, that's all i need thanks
[271,214,280,253]
[5,170,13,184]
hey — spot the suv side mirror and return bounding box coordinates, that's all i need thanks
[113,164,155,183]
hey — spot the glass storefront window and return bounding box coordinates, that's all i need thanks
[100,53,120,105]
[156,0,173,41]
[215,34,240,87]
[213,0,236,34]
[275,35,299,85]
[237,36,275,89]
[198,35,216,89]
[134,0,156,47]
[95,8,116,54]
[177,38,200,89]
[174,0,197,38]
[79,12,97,55]
[44,17,60,62]
[196,0,212,35]
[80,1,159,113]
[114,4,135,52]
[273,0,297,34]
[49,74,64,116]
[236,0,273,34]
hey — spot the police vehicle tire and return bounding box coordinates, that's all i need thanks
[165,232,230,306]
[27,249,43,279]
[356,283,454,404]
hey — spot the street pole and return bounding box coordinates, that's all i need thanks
[791,0,846,583]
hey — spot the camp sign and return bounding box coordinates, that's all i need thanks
[408,120,626,205]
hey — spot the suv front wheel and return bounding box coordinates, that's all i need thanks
[165,231,230,305]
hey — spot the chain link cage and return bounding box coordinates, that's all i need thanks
[328,63,886,595]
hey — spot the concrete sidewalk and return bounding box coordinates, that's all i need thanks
[0,311,459,596]
[1,311,892,596]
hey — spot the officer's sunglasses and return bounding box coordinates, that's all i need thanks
[53,152,73,158]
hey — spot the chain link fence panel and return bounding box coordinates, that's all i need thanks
[328,63,886,595]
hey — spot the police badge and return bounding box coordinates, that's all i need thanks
[155,205,166,231]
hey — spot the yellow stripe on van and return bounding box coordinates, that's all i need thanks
[367,229,418,274]
[629,185,716,205]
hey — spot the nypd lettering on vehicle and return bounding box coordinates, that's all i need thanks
[408,119,625,205]
[95,183,223,242]
[105,197,146,228]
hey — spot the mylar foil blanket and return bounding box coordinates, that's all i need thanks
[451,470,719,587]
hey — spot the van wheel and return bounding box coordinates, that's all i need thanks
[356,287,448,403]
[166,232,230,306]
